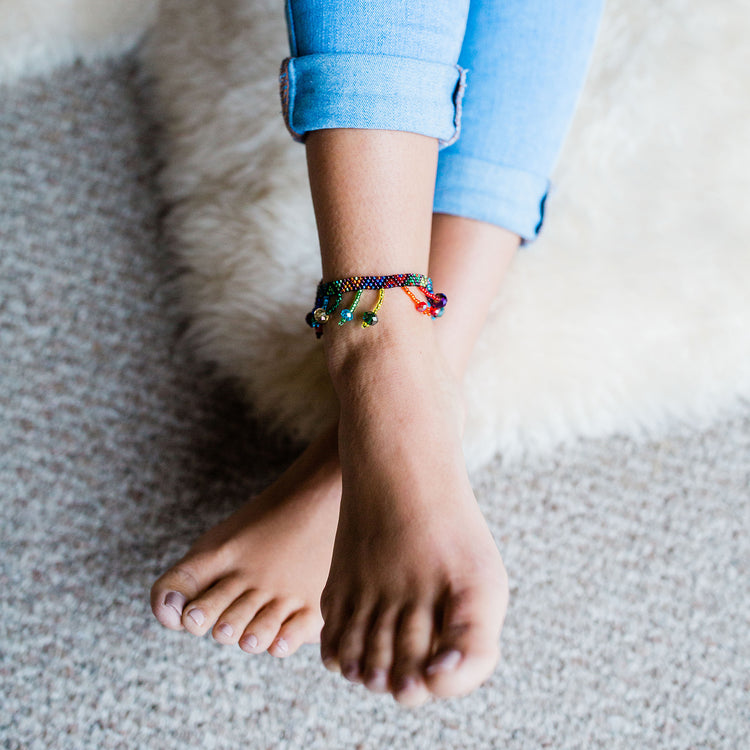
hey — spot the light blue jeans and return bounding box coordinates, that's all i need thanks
[281,1,603,241]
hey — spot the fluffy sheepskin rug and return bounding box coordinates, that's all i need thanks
[9,0,745,468]
[0,0,157,84]
[140,0,750,468]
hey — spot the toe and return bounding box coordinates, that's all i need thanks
[424,587,506,698]
[361,607,398,693]
[335,603,376,684]
[319,590,348,672]
[151,561,210,631]
[390,603,434,707]
[181,576,246,636]
[211,589,268,645]
[239,599,292,654]
[268,607,323,658]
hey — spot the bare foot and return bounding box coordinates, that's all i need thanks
[150,424,340,657]
[321,294,509,706]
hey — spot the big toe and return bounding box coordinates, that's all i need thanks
[150,556,214,631]
[424,586,507,698]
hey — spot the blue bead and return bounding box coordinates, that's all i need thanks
[340,309,353,322]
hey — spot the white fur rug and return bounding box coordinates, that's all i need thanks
[7,0,747,469]
[0,0,157,84]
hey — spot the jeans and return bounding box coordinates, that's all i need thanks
[281,1,604,241]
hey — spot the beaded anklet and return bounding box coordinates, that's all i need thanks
[306,273,448,338]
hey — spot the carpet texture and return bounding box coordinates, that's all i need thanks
[143,0,750,469]
[1,56,749,749]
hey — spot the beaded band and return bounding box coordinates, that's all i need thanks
[306,273,448,337]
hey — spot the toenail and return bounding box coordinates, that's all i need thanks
[366,669,388,691]
[426,649,462,675]
[396,676,417,694]
[217,623,233,638]
[322,657,340,673]
[187,609,205,626]
[274,638,289,655]
[164,591,186,615]
[342,662,360,681]
[241,634,259,651]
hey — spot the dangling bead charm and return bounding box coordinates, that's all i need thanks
[362,311,378,327]
[416,301,430,314]
[433,292,448,308]
[339,289,364,325]
[313,307,329,323]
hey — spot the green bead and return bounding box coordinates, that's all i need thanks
[362,311,378,327]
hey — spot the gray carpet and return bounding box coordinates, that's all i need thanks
[1,55,748,750]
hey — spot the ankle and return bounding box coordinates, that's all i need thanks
[322,295,439,399]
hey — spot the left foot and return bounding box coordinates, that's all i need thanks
[150,425,340,658]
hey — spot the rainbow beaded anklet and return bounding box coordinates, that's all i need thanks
[306,273,448,338]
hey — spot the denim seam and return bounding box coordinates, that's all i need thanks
[441,66,467,149]
[284,0,298,56]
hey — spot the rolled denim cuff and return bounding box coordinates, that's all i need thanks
[280,54,466,148]
[433,153,551,242]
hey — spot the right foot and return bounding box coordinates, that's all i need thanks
[150,424,340,658]
[320,294,509,706]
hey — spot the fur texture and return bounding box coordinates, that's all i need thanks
[140,0,750,469]
[0,0,157,83]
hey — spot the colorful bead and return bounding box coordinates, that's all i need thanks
[313,307,329,323]
[433,293,448,308]
[362,311,378,327]
[340,308,353,322]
